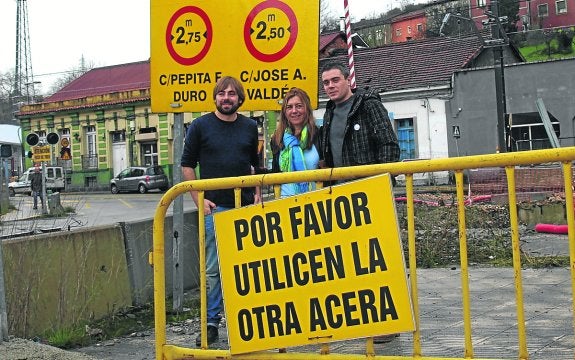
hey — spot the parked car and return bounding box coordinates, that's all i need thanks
[110,166,169,194]
[8,166,65,197]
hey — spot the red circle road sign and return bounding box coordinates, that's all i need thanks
[243,0,298,62]
[166,6,213,66]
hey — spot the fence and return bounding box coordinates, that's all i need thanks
[151,147,575,360]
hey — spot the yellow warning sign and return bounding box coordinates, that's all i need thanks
[214,174,414,354]
[32,145,51,163]
[150,0,319,113]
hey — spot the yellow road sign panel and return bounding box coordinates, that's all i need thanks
[214,174,414,354]
[150,0,319,113]
[32,145,51,162]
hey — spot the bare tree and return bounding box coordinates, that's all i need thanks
[48,56,95,95]
[320,0,340,32]
[0,70,17,124]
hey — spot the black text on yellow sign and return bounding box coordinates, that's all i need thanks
[214,174,414,354]
[150,0,319,113]
[32,145,51,162]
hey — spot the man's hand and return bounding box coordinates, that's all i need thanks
[203,199,217,215]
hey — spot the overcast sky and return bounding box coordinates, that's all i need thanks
[0,0,397,94]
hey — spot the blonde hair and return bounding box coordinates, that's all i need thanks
[272,88,316,151]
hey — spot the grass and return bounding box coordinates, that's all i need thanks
[43,296,201,349]
[518,39,575,62]
[44,326,87,348]
[396,201,565,268]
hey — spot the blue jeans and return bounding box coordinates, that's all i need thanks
[32,191,43,208]
[204,206,231,327]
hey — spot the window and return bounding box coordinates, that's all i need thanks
[407,26,412,34]
[538,4,549,16]
[478,0,486,7]
[510,113,560,151]
[556,0,567,13]
[395,28,402,37]
[396,118,415,160]
[86,125,97,169]
[112,131,126,143]
[417,23,423,32]
[141,143,158,166]
[376,29,383,40]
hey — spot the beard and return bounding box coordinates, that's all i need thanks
[216,101,241,115]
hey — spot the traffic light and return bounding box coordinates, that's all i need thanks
[0,144,12,157]
[46,132,60,145]
[26,133,39,146]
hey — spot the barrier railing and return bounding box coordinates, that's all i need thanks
[151,147,575,360]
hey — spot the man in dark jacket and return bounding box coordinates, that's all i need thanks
[320,62,400,343]
[30,166,43,210]
[320,61,400,177]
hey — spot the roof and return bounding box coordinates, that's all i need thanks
[44,60,150,102]
[391,9,426,22]
[31,34,496,111]
[0,124,22,144]
[320,35,485,94]
[319,32,344,53]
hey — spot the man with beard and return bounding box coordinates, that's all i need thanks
[181,76,262,347]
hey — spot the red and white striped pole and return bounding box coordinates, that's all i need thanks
[344,0,357,89]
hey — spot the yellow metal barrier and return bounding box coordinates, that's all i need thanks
[151,147,575,360]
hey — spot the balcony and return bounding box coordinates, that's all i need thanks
[81,154,98,170]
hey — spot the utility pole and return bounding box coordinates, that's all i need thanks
[490,0,508,152]
[0,159,8,341]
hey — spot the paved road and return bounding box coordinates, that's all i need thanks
[0,191,197,239]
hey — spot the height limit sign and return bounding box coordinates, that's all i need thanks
[150,0,319,113]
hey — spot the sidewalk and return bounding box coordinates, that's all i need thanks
[73,266,574,360]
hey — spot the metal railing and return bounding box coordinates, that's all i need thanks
[151,147,575,360]
[80,154,98,170]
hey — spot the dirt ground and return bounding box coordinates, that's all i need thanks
[0,337,97,359]
[1,317,222,360]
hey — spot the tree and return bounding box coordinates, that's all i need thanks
[0,70,17,124]
[498,0,519,33]
[425,0,473,38]
[48,56,95,95]
[320,0,340,33]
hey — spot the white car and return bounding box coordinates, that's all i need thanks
[8,173,31,196]
[8,166,66,197]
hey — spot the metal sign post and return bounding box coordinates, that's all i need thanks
[41,162,48,215]
[172,112,184,311]
[453,125,461,156]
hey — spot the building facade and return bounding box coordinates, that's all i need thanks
[17,62,276,191]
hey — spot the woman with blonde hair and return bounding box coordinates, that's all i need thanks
[270,87,320,197]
